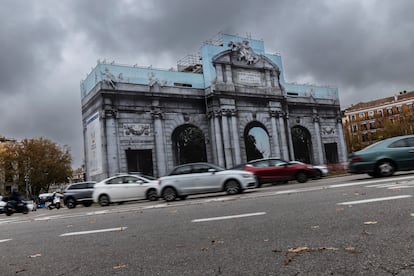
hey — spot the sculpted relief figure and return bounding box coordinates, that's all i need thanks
[228,40,260,65]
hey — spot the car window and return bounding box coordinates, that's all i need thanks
[123,176,142,183]
[405,137,414,147]
[69,183,85,189]
[106,177,124,184]
[388,139,408,148]
[269,159,286,166]
[87,182,96,188]
[170,165,192,175]
[192,164,212,173]
[251,160,269,167]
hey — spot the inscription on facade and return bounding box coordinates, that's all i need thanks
[236,70,262,85]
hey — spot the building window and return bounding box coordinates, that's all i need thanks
[387,108,393,115]
[362,123,368,130]
[352,124,358,133]
[369,121,376,129]
[359,113,365,119]
[377,109,383,117]
[368,110,374,117]
[362,133,369,142]
[351,114,356,120]
[397,105,402,112]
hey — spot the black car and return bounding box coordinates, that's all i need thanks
[63,181,96,209]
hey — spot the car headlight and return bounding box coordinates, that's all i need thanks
[242,173,253,178]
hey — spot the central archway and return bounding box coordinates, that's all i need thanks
[244,122,270,161]
[172,124,207,165]
[291,126,312,163]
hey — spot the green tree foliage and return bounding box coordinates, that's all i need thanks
[176,126,207,164]
[0,137,72,197]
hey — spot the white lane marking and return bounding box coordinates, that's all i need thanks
[192,212,266,223]
[0,239,12,243]
[59,227,127,237]
[330,175,414,188]
[337,195,412,205]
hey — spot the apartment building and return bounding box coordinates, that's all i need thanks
[343,90,414,149]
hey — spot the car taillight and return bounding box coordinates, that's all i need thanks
[351,157,363,163]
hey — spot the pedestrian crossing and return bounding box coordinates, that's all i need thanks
[365,180,414,190]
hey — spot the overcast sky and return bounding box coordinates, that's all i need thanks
[1,0,414,168]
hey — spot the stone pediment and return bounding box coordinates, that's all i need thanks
[212,41,281,91]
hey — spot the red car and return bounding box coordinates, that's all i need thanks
[240,158,317,186]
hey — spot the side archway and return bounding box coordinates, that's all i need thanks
[244,122,271,161]
[171,124,207,165]
[291,125,312,163]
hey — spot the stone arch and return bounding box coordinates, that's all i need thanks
[291,125,313,163]
[171,124,207,166]
[244,121,271,161]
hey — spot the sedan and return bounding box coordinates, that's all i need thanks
[241,158,317,185]
[158,162,257,201]
[93,174,159,206]
[348,135,414,177]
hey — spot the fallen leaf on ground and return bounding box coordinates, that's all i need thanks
[28,254,42,258]
[363,221,378,225]
[211,240,224,244]
[113,264,128,269]
[410,213,414,217]
[361,229,371,235]
[288,247,309,253]
[311,225,319,229]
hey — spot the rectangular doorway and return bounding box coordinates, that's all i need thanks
[126,149,154,176]
[324,143,339,164]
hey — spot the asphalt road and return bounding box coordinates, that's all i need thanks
[1,173,413,275]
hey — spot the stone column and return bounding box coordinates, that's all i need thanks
[152,111,167,176]
[278,112,289,160]
[225,65,233,85]
[230,110,241,165]
[215,64,223,83]
[313,114,324,164]
[265,70,271,87]
[104,109,120,176]
[285,113,295,160]
[270,111,281,158]
[337,117,348,163]
[208,113,218,164]
[214,111,225,168]
[221,110,233,168]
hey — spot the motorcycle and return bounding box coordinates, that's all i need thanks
[47,193,62,210]
[4,199,29,216]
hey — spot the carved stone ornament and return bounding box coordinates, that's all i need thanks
[123,124,150,136]
[228,40,260,65]
[322,126,336,136]
[101,67,117,89]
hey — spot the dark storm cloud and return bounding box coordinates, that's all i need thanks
[1,0,414,167]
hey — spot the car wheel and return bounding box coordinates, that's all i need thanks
[146,189,158,201]
[98,195,110,206]
[66,198,76,209]
[296,172,308,183]
[376,161,395,177]
[314,170,322,179]
[82,202,92,207]
[225,180,241,195]
[162,187,177,202]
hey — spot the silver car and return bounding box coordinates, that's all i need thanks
[158,162,257,201]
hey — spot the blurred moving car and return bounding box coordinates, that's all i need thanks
[348,135,414,177]
[25,200,37,211]
[0,195,6,213]
[289,161,328,179]
[240,158,317,185]
[93,174,159,206]
[158,162,257,201]
[63,181,96,209]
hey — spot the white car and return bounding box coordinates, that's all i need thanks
[93,174,159,206]
[158,162,257,201]
[0,196,6,213]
